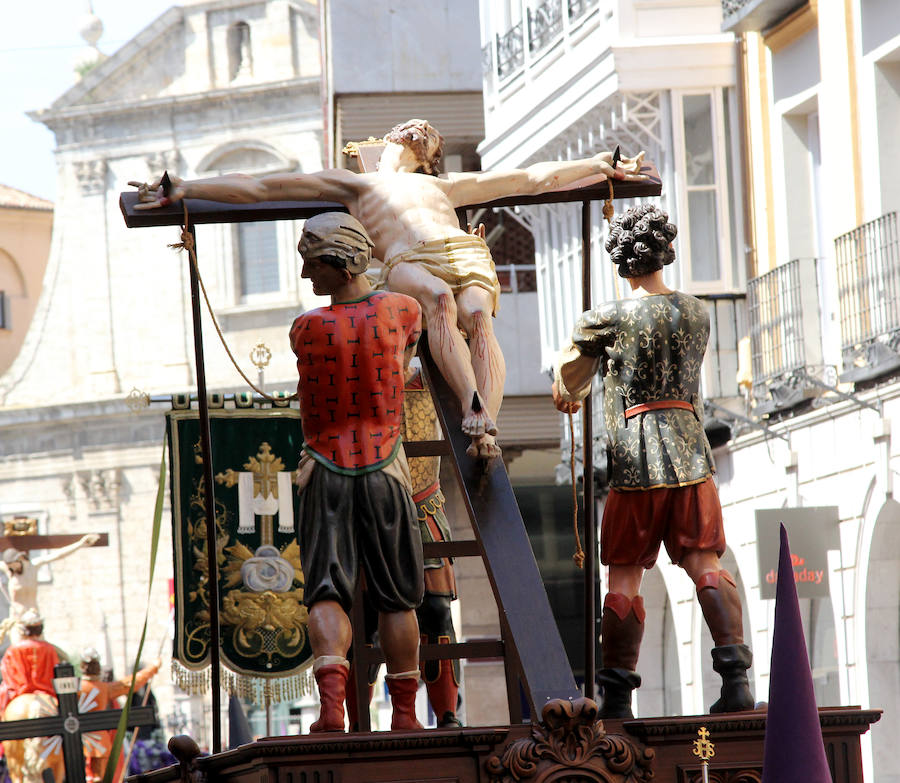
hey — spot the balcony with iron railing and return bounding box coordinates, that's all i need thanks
[747,257,826,414]
[483,0,600,82]
[697,293,747,401]
[527,0,564,54]
[496,21,525,80]
[835,211,900,383]
[720,0,805,34]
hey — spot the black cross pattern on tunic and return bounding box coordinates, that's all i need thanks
[0,663,157,783]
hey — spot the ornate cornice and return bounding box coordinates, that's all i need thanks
[32,76,319,126]
[194,729,510,771]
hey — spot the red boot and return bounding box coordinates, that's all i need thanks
[345,665,376,732]
[310,663,349,733]
[386,674,423,730]
[424,636,461,727]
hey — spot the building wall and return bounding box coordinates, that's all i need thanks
[479,6,897,778]
[722,2,900,780]
[329,0,483,95]
[0,196,52,374]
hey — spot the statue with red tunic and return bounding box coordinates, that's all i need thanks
[0,610,59,714]
[346,368,462,730]
[290,213,425,732]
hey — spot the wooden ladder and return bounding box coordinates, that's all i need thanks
[348,338,580,730]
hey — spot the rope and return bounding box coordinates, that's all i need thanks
[602,178,615,224]
[169,202,296,403]
[569,411,585,569]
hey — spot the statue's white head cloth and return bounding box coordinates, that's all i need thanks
[298,213,375,275]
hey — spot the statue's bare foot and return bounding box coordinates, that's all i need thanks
[461,392,498,437]
[466,434,502,459]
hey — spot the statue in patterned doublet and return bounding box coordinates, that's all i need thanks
[553,204,755,721]
[568,289,715,490]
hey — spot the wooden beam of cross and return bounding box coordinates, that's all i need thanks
[0,662,156,783]
[0,534,109,552]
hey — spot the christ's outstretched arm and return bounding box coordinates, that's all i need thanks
[443,150,646,208]
[130,168,362,210]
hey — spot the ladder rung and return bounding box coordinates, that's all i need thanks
[354,640,504,667]
[403,439,451,457]
[422,540,481,559]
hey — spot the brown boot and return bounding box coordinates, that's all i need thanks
[310,660,349,733]
[598,593,645,719]
[696,570,743,645]
[709,644,754,713]
[696,571,754,713]
[386,673,424,730]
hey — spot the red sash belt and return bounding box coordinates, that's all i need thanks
[624,399,694,419]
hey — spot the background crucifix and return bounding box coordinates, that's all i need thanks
[0,661,156,783]
[0,516,108,643]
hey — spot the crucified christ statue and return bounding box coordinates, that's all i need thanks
[0,533,101,643]
[131,119,645,457]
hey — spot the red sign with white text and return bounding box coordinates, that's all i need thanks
[755,507,839,599]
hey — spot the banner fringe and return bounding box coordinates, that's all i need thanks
[171,660,313,707]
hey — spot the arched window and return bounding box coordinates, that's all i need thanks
[236,221,279,298]
[196,142,299,307]
[228,21,252,81]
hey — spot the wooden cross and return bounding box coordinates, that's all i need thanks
[0,533,109,552]
[0,662,156,783]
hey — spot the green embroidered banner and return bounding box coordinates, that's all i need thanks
[166,406,312,705]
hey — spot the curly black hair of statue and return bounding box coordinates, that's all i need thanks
[605,203,678,278]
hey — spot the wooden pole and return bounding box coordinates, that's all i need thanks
[581,201,597,697]
[186,226,223,752]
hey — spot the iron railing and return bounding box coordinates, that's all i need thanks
[697,293,747,400]
[747,257,820,391]
[834,211,900,357]
[487,1,600,80]
[496,22,525,79]
[721,0,806,34]
[721,0,751,14]
[568,0,600,22]
[528,0,564,54]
